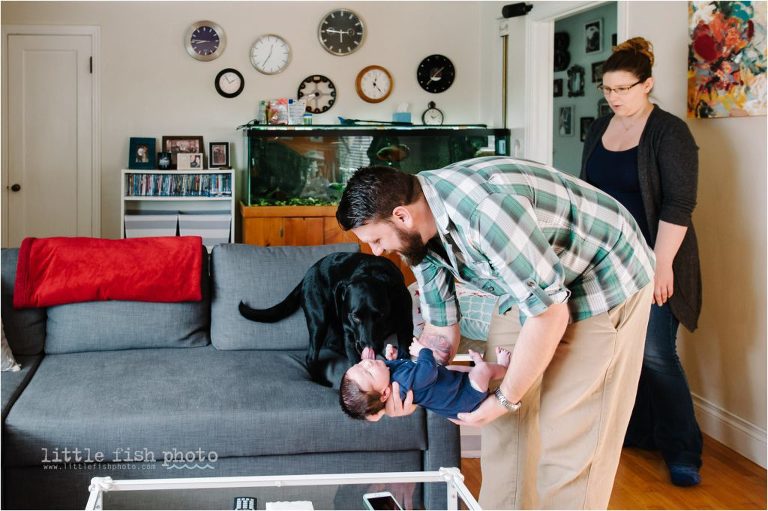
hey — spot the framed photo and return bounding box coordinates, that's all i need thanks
[580,117,595,142]
[161,136,204,169]
[176,152,203,170]
[598,98,612,118]
[553,79,563,98]
[585,18,603,54]
[128,137,156,169]
[591,61,605,83]
[209,142,230,169]
[558,106,574,137]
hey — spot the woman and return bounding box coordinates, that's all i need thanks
[581,37,703,487]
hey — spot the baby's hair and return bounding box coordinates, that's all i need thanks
[603,36,655,82]
[339,371,386,420]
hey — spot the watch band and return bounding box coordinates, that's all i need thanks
[495,388,522,412]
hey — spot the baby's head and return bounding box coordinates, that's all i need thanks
[339,358,392,421]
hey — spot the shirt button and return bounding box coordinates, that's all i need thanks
[526,281,536,288]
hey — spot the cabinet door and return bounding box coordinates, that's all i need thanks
[285,217,324,246]
[323,217,359,245]
[242,217,285,246]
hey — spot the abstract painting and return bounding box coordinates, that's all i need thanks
[688,1,767,118]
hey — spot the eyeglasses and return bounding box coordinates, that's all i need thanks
[597,80,643,96]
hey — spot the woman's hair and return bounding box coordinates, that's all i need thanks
[336,166,421,230]
[602,36,655,82]
[339,372,385,420]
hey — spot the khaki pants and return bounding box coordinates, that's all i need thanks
[480,284,653,510]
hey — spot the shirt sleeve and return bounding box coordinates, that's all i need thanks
[411,258,459,327]
[470,193,570,318]
[411,349,439,391]
[657,118,699,227]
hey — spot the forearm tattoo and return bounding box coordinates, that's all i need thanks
[421,333,451,364]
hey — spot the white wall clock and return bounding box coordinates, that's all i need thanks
[318,8,365,56]
[185,21,226,61]
[422,101,444,125]
[250,34,291,75]
[215,68,244,98]
[355,65,393,103]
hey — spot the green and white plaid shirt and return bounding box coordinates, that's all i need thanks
[413,156,655,326]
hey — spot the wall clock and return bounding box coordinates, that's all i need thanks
[215,68,244,98]
[185,21,226,61]
[422,101,444,125]
[417,54,455,93]
[318,8,365,56]
[297,75,337,113]
[355,65,393,103]
[250,34,291,75]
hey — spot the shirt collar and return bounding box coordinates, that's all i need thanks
[416,174,450,235]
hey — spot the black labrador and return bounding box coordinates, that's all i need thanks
[239,252,413,384]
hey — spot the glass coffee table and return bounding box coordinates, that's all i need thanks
[85,467,481,510]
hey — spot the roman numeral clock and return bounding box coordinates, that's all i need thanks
[318,8,365,56]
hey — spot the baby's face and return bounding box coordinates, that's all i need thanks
[347,358,390,393]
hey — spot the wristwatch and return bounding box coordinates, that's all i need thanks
[495,388,522,413]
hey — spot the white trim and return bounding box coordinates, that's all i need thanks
[1,24,101,245]
[693,393,767,468]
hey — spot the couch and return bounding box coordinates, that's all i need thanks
[1,242,459,510]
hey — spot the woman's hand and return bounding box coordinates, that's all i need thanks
[654,262,674,306]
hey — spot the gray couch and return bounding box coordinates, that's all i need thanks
[1,243,459,510]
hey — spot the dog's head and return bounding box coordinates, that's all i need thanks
[335,278,397,357]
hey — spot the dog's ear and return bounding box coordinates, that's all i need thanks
[333,281,348,313]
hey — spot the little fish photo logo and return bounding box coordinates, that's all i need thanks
[162,448,218,470]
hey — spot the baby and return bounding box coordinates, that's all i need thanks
[339,340,511,421]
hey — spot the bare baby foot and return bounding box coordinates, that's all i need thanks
[496,347,511,367]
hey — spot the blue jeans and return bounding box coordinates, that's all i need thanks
[625,303,703,467]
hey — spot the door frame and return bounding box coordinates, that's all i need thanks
[522,1,628,164]
[1,25,101,246]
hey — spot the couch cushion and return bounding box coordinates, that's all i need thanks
[1,249,46,355]
[43,248,211,353]
[210,243,359,350]
[1,355,42,420]
[3,346,428,467]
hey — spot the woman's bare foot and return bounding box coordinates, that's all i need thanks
[496,347,511,367]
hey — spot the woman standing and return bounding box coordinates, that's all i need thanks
[581,37,703,487]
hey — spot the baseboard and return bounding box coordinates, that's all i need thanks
[692,392,767,468]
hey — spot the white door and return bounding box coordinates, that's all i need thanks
[2,28,99,247]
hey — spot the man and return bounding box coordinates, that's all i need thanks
[336,157,655,509]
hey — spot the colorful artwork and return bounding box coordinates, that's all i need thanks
[688,1,766,118]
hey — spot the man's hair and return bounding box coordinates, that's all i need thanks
[336,166,421,230]
[339,371,386,420]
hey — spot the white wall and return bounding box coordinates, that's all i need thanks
[1,1,485,239]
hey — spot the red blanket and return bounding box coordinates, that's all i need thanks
[13,236,203,308]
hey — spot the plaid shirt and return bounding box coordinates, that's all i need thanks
[412,157,655,326]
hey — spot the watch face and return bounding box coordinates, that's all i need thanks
[297,75,337,113]
[318,8,365,56]
[422,108,444,125]
[185,21,226,61]
[417,54,456,93]
[215,68,244,98]
[356,65,393,103]
[251,34,291,75]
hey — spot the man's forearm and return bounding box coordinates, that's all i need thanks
[418,323,461,364]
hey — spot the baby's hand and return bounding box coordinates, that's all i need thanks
[409,338,426,358]
[384,344,398,361]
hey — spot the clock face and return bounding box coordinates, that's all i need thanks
[422,102,444,125]
[356,65,393,103]
[297,75,337,113]
[318,8,365,56]
[215,68,244,98]
[417,54,456,93]
[185,21,226,61]
[251,34,291,75]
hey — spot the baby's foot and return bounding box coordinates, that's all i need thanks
[496,347,511,367]
[468,349,484,365]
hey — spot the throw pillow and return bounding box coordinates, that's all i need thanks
[1,322,20,372]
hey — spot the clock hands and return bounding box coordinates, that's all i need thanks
[428,67,445,83]
[325,27,356,42]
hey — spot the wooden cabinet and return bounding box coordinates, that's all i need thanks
[240,204,415,285]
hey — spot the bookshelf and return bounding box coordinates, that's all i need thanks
[121,169,235,247]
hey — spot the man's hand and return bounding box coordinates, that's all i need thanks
[450,395,509,427]
[384,381,417,418]
[409,338,425,358]
[418,323,460,364]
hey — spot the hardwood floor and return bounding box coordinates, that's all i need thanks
[459,434,767,509]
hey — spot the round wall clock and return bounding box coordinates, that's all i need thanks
[318,8,365,56]
[297,75,337,113]
[355,65,393,103]
[185,21,226,61]
[215,68,244,98]
[417,54,456,93]
[250,34,291,75]
[422,101,444,125]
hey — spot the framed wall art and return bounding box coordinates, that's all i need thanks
[128,137,156,170]
[580,117,595,142]
[161,136,204,169]
[176,152,203,170]
[209,142,230,168]
[558,106,574,137]
[592,61,605,83]
[553,79,563,98]
[585,18,603,55]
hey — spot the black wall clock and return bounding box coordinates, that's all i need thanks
[215,68,244,98]
[417,54,455,93]
[318,8,365,56]
[185,21,226,61]
[297,75,337,113]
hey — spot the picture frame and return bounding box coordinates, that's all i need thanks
[209,142,230,169]
[585,18,603,55]
[558,106,574,137]
[128,137,156,169]
[598,98,612,118]
[580,116,596,142]
[161,136,204,169]
[553,79,563,98]
[176,152,204,170]
[591,61,606,83]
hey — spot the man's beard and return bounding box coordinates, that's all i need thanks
[395,226,429,266]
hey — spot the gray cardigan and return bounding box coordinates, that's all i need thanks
[580,104,702,331]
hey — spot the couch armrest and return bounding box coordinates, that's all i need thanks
[423,410,461,509]
[1,355,42,422]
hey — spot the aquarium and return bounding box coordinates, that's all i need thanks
[241,125,510,206]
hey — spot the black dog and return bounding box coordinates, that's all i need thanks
[239,252,413,384]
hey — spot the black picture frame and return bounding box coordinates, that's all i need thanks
[162,136,205,170]
[128,137,156,170]
[567,65,585,97]
[580,117,596,142]
[558,106,574,137]
[553,79,563,98]
[598,98,612,118]
[585,18,603,54]
[592,61,606,83]
[209,142,230,169]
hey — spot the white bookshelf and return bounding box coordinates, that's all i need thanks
[121,169,236,244]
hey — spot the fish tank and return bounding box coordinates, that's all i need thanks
[241,125,510,206]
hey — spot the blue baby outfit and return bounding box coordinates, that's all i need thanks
[385,349,487,419]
